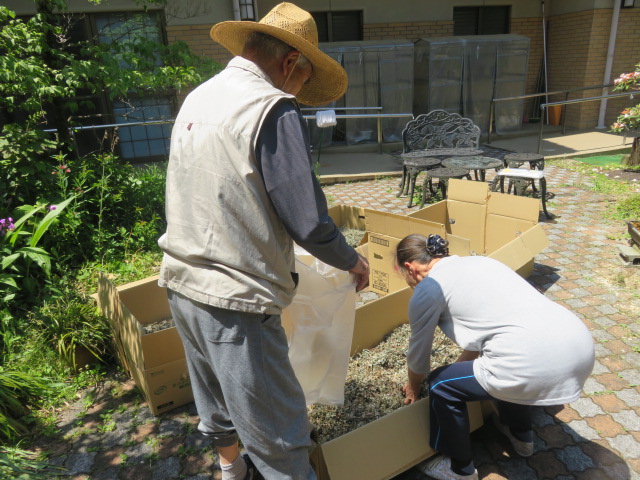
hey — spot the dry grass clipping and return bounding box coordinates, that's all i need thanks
[308,313,461,443]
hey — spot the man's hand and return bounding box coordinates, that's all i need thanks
[349,253,370,292]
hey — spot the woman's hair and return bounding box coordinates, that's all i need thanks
[395,234,449,271]
[243,32,311,69]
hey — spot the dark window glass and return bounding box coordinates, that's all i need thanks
[311,10,362,42]
[454,6,510,35]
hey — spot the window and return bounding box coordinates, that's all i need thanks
[453,6,510,35]
[311,10,363,42]
[239,0,256,21]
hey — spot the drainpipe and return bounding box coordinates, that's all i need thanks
[596,0,622,128]
[232,0,241,20]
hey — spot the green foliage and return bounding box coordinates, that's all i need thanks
[0,126,59,212]
[0,368,50,442]
[1,197,74,312]
[616,194,640,220]
[33,289,112,371]
[0,446,52,479]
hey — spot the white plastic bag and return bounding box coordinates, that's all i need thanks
[281,246,356,406]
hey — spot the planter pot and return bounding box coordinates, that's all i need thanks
[628,221,640,246]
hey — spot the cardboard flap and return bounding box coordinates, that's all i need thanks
[488,224,548,272]
[319,400,484,480]
[445,234,471,256]
[321,398,433,480]
[407,201,448,229]
[487,190,539,223]
[485,215,537,255]
[519,223,549,254]
[447,178,490,204]
[351,287,412,356]
[365,209,445,239]
[329,205,366,231]
[446,200,486,254]
[117,275,171,326]
[140,327,186,369]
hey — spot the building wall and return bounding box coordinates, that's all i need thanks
[363,21,453,41]
[547,7,639,129]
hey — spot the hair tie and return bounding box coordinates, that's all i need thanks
[426,234,449,257]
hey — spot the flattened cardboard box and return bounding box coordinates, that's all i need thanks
[96,203,485,479]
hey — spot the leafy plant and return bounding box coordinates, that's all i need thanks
[0,368,50,442]
[34,291,112,371]
[0,446,52,479]
[1,196,75,312]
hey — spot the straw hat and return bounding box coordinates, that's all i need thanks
[210,2,347,106]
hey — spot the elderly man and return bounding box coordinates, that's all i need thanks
[157,3,369,480]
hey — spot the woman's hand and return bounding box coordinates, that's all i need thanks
[401,382,421,405]
[402,368,425,405]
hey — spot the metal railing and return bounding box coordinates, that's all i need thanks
[488,83,618,144]
[301,107,414,153]
[536,90,640,153]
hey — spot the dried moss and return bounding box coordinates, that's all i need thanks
[308,319,461,443]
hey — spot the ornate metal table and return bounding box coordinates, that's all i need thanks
[502,152,545,193]
[503,152,545,170]
[441,156,504,182]
[398,147,483,208]
[419,166,471,208]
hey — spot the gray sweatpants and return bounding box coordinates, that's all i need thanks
[167,290,317,480]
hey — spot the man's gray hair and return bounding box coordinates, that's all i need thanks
[243,32,311,69]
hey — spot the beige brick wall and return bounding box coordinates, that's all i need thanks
[363,21,453,41]
[547,8,640,130]
[167,24,232,65]
[511,17,545,120]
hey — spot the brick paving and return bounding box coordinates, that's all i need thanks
[35,162,640,479]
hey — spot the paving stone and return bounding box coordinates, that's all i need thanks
[583,377,607,395]
[591,392,631,413]
[570,397,605,418]
[92,466,120,480]
[596,304,620,315]
[607,434,640,459]
[616,389,640,407]
[620,369,640,386]
[150,456,182,480]
[64,452,96,475]
[591,329,615,342]
[591,359,610,375]
[124,441,155,465]
[567,298,589,308]
[611,409,640,432]
[585,414,626,437]
[593,343,611,357]
[563,419,601,441]
[555,444,595,471]
[623,351,640,368]
[101,426,129,448]
[158,418,187,437]
[495,457,538,480]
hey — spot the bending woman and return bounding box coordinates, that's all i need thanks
[396,234,594,480]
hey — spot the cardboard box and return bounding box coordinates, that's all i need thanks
[96,274,193,415]
[365,179,549,296]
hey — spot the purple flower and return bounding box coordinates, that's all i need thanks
[49,205,57,211]
[0,217,15,236]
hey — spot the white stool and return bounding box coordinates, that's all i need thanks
[492,168,552,219]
